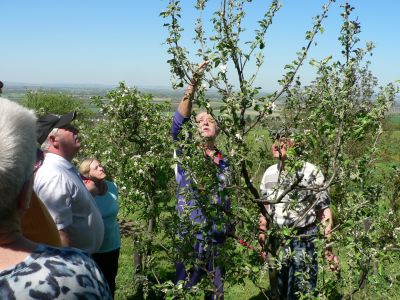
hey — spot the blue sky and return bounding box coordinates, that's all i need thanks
[1,0,399,90]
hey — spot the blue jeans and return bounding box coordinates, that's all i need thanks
[175,240,224,300]
[271,225,318,300]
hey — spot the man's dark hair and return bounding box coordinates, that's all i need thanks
[0,81,3,89]
[269,127,293,140]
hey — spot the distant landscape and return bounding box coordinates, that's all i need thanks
[1,82,282,116]
[3,82,400,114]
[2,82,182,103]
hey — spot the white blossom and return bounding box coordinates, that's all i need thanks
[219,64,227,74]
[267,102,276,111]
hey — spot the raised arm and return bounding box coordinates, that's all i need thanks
[177,83,195,118]
[177,61,209,118]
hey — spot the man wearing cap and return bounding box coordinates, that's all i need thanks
[34,112,104,254]
[258,133,336,299]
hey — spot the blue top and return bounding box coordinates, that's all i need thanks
[171,111,231,243]
[94,180,121,253]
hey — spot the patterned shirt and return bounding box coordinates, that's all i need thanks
[260,162,330,228]
[0,244,112,299]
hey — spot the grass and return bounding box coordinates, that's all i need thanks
[115,236,135,299]
[114,234,269,300]
[114,234,400,299]
[114,235,400,299]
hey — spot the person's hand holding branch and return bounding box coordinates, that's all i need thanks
[179,61,209,117]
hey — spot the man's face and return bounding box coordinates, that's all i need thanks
[196,112,218,139]
[55,124,80,156]
[89,159,106,181]
[271,138,293,160]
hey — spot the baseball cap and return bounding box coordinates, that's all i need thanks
[37,111,76,145]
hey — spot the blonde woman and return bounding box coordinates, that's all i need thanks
[80,158,120,298]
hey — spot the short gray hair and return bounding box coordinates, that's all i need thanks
[41,128,59,152]
[0,97,37,222]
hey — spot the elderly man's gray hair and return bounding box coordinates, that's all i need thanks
[41,128,59,152]
[0,98,37,222]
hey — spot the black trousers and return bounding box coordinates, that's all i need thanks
[92,248,120,298]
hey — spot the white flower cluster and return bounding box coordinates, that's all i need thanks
[219,64,227,74]
[235,133,243,141]
[267,102,276,111]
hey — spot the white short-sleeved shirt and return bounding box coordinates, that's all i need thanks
[34,153,104,254]
[260,162,330,228]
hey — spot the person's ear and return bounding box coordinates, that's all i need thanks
[49,134,58,147]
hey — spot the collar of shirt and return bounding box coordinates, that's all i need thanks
[44,153,75,169]
[43,153,83,180]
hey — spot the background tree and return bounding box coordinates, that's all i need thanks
[80,82,175,297]
[21,90,91,117]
